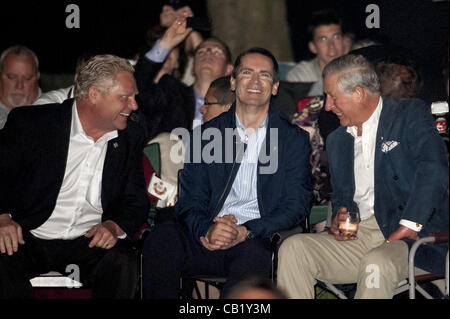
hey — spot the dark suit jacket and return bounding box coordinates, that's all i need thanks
[0,99,149,237]
[327,97,449,275]
[175,103,313,244]
[134,56,196,141]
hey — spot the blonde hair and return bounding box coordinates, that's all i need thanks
[74,54,134,100]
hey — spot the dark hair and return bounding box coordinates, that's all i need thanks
[194,37,232,64]
[209,75,235,104]
[307,9,343,41]
[377,62,422,98]
[231,47,279,83]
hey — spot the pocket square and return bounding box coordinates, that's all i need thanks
[381,140,400,153]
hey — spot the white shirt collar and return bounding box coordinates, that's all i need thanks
[347,97,383,138]
[71,101,118,142]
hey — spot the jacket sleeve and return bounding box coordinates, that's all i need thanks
[174,139,215,243]
[400,100,448,226]
[107,127,149,237]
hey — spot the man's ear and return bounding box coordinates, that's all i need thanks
[230,76,236,91]
[308,41,317,55]
[88,86,99,103]
[226,64,234,75]
[272,81,280,96]
[224,103,232,111]
[354,86,365,101]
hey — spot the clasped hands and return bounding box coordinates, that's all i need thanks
[0,213,124,256]
[200,215,247,251]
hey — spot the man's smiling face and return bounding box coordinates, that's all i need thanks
[231,53,279,108]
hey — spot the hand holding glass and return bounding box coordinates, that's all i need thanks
[338,211,360,237]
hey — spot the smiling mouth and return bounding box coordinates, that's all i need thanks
[119,112,130,117]
[247,89,261,94]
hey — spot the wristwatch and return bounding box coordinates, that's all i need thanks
[245,227,254,240]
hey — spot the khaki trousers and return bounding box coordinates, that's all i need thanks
[277,216,425,299]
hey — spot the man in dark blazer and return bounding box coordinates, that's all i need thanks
[141,48,312,299]
[278,54,448,299]
[0,55,149,298]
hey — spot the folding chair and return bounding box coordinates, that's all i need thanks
[317,230,449,299]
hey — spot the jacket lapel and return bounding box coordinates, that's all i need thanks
[375,98,398,173]
[51,100,74,189]
[101,133,125,211]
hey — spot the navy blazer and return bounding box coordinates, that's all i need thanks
[327,97,449,275]
[0,99,149,237]
[174,103,313,243]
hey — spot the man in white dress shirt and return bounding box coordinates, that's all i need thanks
[277,54,449,299]
[0,54,148,298]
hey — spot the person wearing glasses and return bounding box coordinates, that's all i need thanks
[200,75,235,123]
[134,18,233,141]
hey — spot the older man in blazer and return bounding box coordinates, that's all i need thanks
[0,55,149,298]
[277,54,448,299]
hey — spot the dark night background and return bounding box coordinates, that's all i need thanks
[1,0,448,102]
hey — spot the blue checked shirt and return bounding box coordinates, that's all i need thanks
[217,113,268,225]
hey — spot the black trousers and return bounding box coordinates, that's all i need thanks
[0,232,139,299]
[141,222,272,299]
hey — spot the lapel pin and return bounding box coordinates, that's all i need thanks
[113,142,118,149]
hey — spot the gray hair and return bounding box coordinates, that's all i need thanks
[0,45,39,73]
[74,54,134,100]
[323,54,380,95]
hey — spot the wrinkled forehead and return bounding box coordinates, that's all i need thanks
[1,53,38,75]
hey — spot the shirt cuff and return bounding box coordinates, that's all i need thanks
[399,219,423,232]
[145,40,170,63]
[117,233,127,240]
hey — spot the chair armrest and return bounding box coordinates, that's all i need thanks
[429,230,449,245]
[271,224,305,248]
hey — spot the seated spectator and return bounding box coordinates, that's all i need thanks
[0,54,149,298]
[277,54,448,299]
[0,45,41,129]
[134,17,233,140]
[200,75,235,123]
[285,9,345,96]
[141,48,312,299]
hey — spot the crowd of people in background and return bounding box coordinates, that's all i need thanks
[0,0,448,300]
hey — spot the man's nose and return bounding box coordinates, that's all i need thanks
[324,95,334,111]
[15,78,24,90]
[129,96,138,110]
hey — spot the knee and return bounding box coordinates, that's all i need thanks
[359,249,401,280]
[278,234,307,262]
